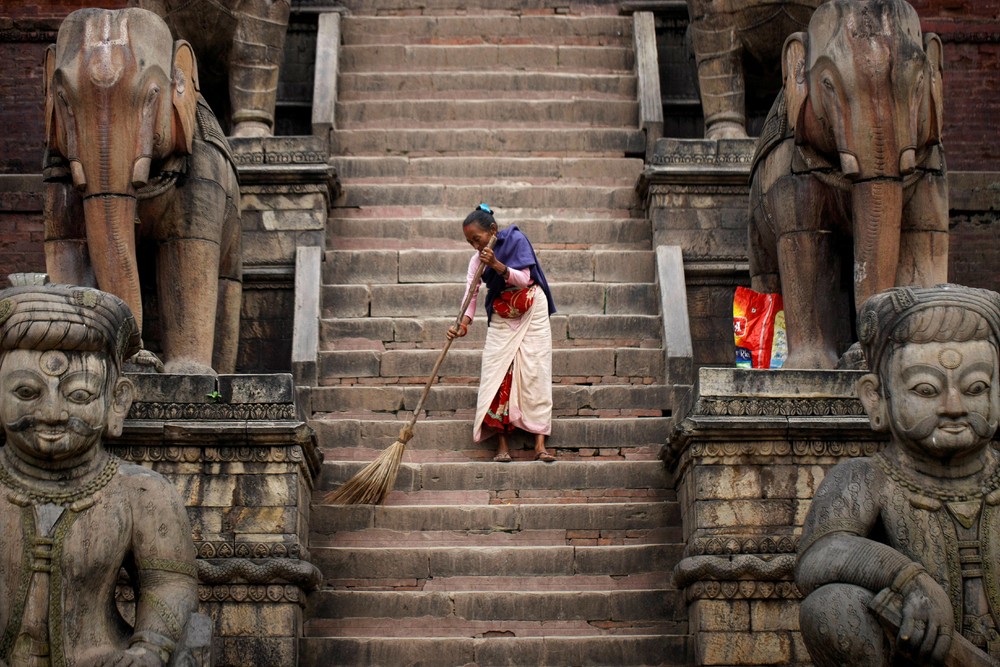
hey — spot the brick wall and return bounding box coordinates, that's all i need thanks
[913,0,1000,172]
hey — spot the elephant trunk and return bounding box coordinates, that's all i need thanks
[852,178,904,310]
[82,194,142,332]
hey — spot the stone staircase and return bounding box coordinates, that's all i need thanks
[304,3,688,665]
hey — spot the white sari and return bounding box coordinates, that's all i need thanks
[473,287,553,442]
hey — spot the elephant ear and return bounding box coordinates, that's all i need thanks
[781,32,808,136]
[923,33,944,145]
[43,44,58,152]
[171,40,200,155]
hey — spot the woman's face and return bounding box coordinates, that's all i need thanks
[463,222,496,252]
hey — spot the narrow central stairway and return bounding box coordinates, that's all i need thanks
[303,2,688,664]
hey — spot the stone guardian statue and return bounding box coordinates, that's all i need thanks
[0,285,199,667]
[797,284,1000,665]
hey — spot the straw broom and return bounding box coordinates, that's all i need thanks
[323,235,496,505]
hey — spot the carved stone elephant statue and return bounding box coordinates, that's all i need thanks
[43,7,242,375]
[129,0,291,137]
[687,0,825,139]
[748,0,949,369]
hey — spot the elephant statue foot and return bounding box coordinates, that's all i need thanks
[127,349,166,374]
[706,120,748,141]
[231,120,272,138]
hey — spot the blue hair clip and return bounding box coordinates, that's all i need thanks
[477,203,493,214]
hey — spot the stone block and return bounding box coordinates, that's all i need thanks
[697,631,792,666]
[428,546,574,577]
[216,601,297,636]
[695,499,794,529]
[218,374,294,404]
[324,250,398,284]
[694,465,762,500]
[606,283,658,314]
[536,250,595,282]
[750,600,801,632]
[319,350,381,378]
[616,348,664,378]
[374,505,518,532]
[130,374,218,404]
[690,599,751,632]
[222,506,299,534]
[398,249,468,282]
[574,545,677,575]
[553,283,611,315]
[233,474,298,507]
[321,285,371,318]
[215,635,297,667]
[594,250,654,282]
[313,547,431,579]
[243,229,323,265]
[552,348,615,377]
[566,314,661,341]
[177,475,239,507]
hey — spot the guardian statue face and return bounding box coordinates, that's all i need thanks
[881,339,999,461]
[0,349,128,466]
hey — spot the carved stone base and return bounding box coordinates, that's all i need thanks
[113,373,322,667]
[228,136,336,372]
[666,368,887,666]
[639,138,756,372]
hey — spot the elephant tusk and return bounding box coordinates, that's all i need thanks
[132,156,152,189]
[839,153,860,178]
[70,160,87,191]
[899,148,916,175]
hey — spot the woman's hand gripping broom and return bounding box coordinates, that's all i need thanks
[322,235,496,504]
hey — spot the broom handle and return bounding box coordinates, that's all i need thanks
[405,234,497,429]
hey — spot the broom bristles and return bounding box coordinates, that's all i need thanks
[323,439,406,505]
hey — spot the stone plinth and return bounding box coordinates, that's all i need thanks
[112,373,323,667]
[229,136,337,373]
[639,138,756,373]
[666,368,887,667]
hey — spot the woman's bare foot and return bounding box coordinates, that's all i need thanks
[533,434,555,462]
[494,434,511,463]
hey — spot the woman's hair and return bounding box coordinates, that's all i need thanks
[463,206,496,231]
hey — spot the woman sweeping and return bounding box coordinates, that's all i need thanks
[446,204,557,463]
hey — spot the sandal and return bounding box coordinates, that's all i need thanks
[534,451,556,463]
[493,452,512,463]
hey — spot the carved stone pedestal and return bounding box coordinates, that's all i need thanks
[666,368,886,666]
[640,138,756,372]
[114,373,322,667]
[229,136,336,372]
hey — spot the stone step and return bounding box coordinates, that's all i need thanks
[330,127,646,156]
[329,156,643,181]
[312,502,674,539]
[337,181,640,210]
[312,544,680,581]
[336,0,622,14]
[312,525,675,548]
[337,71,636,100]
[310,418,669,458]
[337,98,637,128]
[309,381,668,415]
[320,316,661,350]
[310,418,670,464]
[339,44,634,73]
[322,248,655,283]
[305,617,678,639]
[341,15,633,45]
[298,635,690,667]
[316,346,662,381]
[306,589,676,625]
[325,214,651,249]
